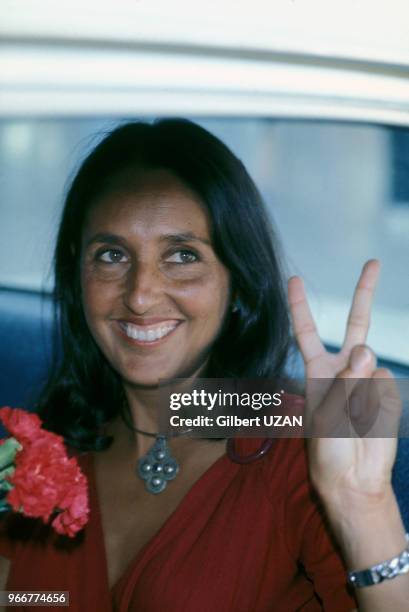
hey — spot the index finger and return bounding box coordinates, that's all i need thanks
[288,276,325,366]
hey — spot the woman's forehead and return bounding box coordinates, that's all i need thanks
[83,168,211,241]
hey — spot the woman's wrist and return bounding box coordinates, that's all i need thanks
[322,485,407,571]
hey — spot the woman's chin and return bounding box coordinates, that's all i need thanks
[122,375,166,389]
[121,369,184,388]
[120,364,207,389]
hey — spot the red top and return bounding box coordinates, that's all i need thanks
[0,437,357,611]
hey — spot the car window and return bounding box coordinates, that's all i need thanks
[0,117,408,366]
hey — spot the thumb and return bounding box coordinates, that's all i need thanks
[339,346,377,425]
[341,345,377,381]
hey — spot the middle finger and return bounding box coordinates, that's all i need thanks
[342,259,380,352]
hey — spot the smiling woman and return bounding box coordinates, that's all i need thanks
[0,119,408,612]
[37,119,291,450]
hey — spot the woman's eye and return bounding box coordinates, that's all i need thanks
[97,249,128,264]
[166,249,199,264]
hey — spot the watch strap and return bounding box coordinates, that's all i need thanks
[348,533,409,588]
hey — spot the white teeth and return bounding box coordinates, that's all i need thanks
[122,322,177,342]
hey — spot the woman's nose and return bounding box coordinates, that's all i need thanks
[123,260,164,313]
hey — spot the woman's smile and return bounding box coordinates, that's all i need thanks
[115,318,183,346]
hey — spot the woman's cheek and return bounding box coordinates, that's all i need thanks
[176,272,230,321]
[80,293,106,341]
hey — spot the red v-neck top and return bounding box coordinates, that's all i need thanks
[0,437,357,611]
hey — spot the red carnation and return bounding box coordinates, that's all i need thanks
[0,407,89,537]
[0,407,42,444]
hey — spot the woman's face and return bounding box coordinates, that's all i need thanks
[80,168,231,387]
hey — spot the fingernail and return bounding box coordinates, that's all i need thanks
[350,347,372,372]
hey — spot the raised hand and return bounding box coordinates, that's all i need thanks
[289,261,409,610]
[287,260,401,502]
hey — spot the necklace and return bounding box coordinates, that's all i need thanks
[120,402,275,493]
[120,401,193,495]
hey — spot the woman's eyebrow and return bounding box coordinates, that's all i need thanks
[160,232,211,246]
[85,231,211,247]
[85,233,128,248]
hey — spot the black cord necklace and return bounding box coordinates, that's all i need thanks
[120,400,192,494]
[119,399,275,492]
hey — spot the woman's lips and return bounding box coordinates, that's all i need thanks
[115,319,182,346]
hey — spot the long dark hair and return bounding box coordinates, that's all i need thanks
[37,119,291,451]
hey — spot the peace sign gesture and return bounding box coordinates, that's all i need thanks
[287,259,401,501]
[289,260,408,610]
[288,259,380,381]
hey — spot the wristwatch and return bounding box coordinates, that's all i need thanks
[348,534,409,588]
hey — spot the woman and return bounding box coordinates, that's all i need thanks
[0,119,407,611]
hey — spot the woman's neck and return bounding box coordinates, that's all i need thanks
[115,367,208,459]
